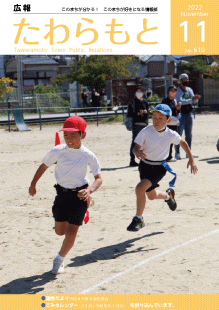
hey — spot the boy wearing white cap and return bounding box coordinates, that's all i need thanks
[29,116,102,274]
[175,73,201,159]
[127,104,198,232]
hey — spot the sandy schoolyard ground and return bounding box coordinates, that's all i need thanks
[0,113,219,294]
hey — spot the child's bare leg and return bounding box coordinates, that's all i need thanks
[146,188,168,201]
[54,221,68,236]
[59,224,79,257]
[147,188,177,211]
[51,222,79,274]
[127,179,153,231]
[135,179,152,216]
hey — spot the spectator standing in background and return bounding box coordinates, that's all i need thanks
[175,73,201,160]
[91,89,100,109]
[146,87,152,99]
[127,87,149,167]
[161,85,181,162]
[81,89,89,109]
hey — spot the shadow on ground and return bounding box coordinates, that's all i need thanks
[68,232,163,268]
[101,166,131,171]
[0,232,163,294]
[199,157,219,164]
[0,272,56,294]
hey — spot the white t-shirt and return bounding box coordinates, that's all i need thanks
[134,125,181,161]
[42,144,101,188]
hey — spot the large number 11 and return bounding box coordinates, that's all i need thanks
[180,21,205,42]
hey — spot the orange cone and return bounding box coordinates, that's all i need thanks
[55,132,61,146]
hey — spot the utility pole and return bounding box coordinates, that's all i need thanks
[163,55,168,98]
[16,56,23,107]
[75,55,80,108]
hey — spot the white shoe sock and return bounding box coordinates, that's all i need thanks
[165,193,170,201]
[135,215,143,220]
[56,253,65,261]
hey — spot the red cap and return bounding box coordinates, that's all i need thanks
[60,116,87,132]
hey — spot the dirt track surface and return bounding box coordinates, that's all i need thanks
[0,113,219,294]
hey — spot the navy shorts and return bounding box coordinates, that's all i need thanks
[138,160,166,192]
[52,184,89,226]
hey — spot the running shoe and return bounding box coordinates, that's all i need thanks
[175,154,181,160]
[166,188,177,211]
[51,258,64,274]
[127,216,145,231]
[167,157,177,162]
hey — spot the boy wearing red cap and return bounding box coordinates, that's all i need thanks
[29,116,102,274]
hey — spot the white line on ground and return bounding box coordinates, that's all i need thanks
[88,211,187,219]
[0,186,29,191]
[0,160,20,163]
[0,183,48,191]
[0,158,218,172]
[0,206,197,219]
[0,206,27,209]
[173,167,219,173]
[0,160,38,164]
[88,211,186,218]
[79,228,219,294]
[0,205,44,209]
[143,213,193,218]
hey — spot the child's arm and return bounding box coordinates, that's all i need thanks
[77,173,102,201]
[175,99,181,111]
[133,143,146,160]
[29,163,49,196]
[179,139,198,174]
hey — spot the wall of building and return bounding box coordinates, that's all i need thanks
[0,55,5,78]
[147,61,175,77]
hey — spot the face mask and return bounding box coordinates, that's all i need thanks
[136,92,143,99]
[182,81,188,86]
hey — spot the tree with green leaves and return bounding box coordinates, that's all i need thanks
[55,55,139,92]
[205,56,219,81]
[178,59,208,76]
[33,84,61,94]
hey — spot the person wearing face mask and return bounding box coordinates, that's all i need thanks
[127,86,149,166]
[174,73,201,160]
[161,85,181,162]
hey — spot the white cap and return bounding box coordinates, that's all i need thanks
[179,73,189,81]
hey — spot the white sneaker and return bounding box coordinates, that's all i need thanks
[51,258,64,274]
[175,154,181,160]
[169,157,177,162]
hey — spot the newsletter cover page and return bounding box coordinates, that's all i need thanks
[0,1,219,309]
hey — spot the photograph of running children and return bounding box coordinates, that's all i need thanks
[127,104,198,232]
[1,55,219,297]
[29,116,102,274]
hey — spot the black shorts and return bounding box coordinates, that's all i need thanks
[52,184,89,226]
[139,160,166,192]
